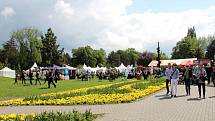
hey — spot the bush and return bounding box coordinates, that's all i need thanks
[0,110,96,121]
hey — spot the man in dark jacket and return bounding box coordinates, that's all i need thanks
[48,69,56,88]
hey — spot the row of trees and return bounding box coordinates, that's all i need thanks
[0,28,68,71]
[0,27,215,71]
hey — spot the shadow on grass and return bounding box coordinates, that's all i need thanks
[187,97,201,101]
[39,87,49,89]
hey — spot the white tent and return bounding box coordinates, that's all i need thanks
[65,65,77,70]
[118,63,127,73]
[30,62,38,70]
[0,67,15,78]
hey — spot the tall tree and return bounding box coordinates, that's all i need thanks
[125,48,140,66]
[71,46,98,67]
[2,27,42,70]
[2,38,18,70]
[172,27,205,59]
[41,28,64,66]
[207,40,215,60]
[94,48,106,67]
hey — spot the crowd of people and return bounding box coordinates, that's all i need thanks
[15,69,59,88]
[165,62,215,99]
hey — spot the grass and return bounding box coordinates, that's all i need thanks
[0,77,127,100]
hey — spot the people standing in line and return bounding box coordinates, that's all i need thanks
[35,70,41,85]
[196,64,207,99]
[165,63,172,95]
[183,65,192,96]
[170,63,179,97]
[48,69,56,88]
[21,70,26,84]
[29,69,33,85]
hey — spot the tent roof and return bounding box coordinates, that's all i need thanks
[30,62,38,70]
[65,65,77,70]
[0,67,14,71]
[148,58,197,67]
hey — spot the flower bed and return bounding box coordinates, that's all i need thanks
[0,110,96,121]
[0,78,165,106]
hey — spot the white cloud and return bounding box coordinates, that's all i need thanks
[51,0,74,19]
[1,0,215,55]
[46,0,215,55]
[1,7,15,18]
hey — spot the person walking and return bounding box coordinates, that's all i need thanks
[205,65,212,85]
[196,64,207,99]
[44,70,48,84]
[165,63,172,95]
[21,70,26,85]
[183,65,192,96]
[14,72,18,85]
[35,70,41,85]
[170,63,179,97]
[212,63,215,87]
[29,69,33,85]
[48,69,56,88]
[143,68,149,80]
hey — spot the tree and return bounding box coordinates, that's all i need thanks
[1,27,42,70]
[207,40,215,60]
[2,38,18,70]
[107,51,119,67]
[137,51,156,67]
[187,26,196,38]
[171,27,205,59]
[94,48,106,67]
[125,48,140,66]
[71,46,104,67]
[41,28,64,66]
[62,53,72,65]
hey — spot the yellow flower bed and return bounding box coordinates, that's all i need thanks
[0,82,165,106]
[0,113,35,121]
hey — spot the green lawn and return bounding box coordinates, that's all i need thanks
[0,77,127,100]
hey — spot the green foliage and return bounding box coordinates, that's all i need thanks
[207,39,215,60]
[0,110,96,121]
[1,27,43,70]
[137,51,155,67]
[72,46,106,67]
[172,27,205,59]
[107,48,140,67]
[41,28,64,66]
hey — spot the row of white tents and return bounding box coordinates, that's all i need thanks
[0,63,133,79]
[82,63,133,74]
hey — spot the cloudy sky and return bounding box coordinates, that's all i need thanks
[1,0,215,56]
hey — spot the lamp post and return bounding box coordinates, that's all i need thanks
[157,42,161,68]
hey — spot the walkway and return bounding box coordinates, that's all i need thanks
[0,85,215,121]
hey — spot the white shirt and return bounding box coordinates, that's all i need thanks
[165,67,172,80]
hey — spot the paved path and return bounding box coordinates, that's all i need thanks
[0,85,215,121]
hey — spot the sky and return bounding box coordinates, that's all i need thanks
[1,0,215,56]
